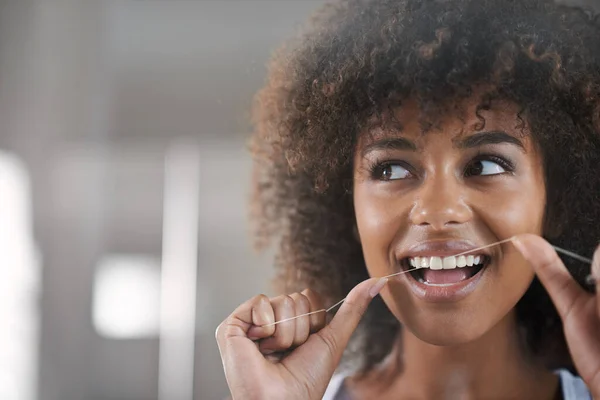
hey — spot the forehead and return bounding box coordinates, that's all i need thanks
[358,95,530,147]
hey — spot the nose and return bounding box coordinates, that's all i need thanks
[409,173,473,230]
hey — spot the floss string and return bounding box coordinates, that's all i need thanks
[262,237,598,327]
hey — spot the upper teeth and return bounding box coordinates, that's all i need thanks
[409,255,483,269]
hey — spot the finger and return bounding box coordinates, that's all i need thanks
[215,294,273,373]
[323,277,387,356]
[301,288,327,333]
[593,245,600,317]
[287,277,387,373]
[259,295,295,354]
[512,234,591,320]
[246,295,276,340]
[216,294,274,347]
[289,293,311,347]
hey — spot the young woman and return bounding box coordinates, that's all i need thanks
[216,0,600,398]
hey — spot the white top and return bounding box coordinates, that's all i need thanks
[323,368,591,399]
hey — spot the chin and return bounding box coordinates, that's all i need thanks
[394,305,495,347]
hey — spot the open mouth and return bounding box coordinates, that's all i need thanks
[403,254,490,285]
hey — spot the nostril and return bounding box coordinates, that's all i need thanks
[444,220,463,226]
[409,188,474,228]
[410,207,472,229]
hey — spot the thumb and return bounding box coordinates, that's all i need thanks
[287,277,388,373]
[325,277,389,356]
[511,234,589,319]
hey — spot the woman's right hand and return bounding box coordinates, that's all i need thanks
[215,277,388,400]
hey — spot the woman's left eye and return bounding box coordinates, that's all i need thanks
[465,160,507,177]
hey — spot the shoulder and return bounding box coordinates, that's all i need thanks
[323,369,592,400]
[556,369,592,400]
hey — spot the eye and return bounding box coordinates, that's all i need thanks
[464,159,507,177]
[375,163,412,181]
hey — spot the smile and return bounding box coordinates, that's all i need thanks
[396,240,493,302]
[406,254,490,286]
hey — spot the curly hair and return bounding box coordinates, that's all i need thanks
[250,0,600,375]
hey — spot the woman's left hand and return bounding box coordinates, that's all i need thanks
[513,234,600,399]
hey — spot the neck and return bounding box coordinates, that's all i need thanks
[349,312,558,400]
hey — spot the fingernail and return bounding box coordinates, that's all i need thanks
[369,278,388,298]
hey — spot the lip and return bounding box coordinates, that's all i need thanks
[396,240,491,303]
[398,240,490,261]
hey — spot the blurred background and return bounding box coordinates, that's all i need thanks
[1,1,599,400]
[0,1,326,399]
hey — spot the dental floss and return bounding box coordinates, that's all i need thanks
[548,244,597,285]
[550,245,593,264]
[262,266,422,327]
[260,238,598,327]
[451,237,516,257]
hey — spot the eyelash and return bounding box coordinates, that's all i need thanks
[467,153,516,175]
[464,153,516,176]
[368,159,414,180]
[367,153,516,180]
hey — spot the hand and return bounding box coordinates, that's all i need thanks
[513,234,600,398]
[215,277,388,400]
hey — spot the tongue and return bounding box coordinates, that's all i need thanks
[423,268,471,284]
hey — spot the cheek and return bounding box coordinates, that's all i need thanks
[477,178,546,238]
[477,177,545,306]
[354,186,404,275]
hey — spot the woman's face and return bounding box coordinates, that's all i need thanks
[353,96,546,345]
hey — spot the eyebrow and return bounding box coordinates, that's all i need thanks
[360,137,417,157]
[361,130,526,157]
[455,130,525,151]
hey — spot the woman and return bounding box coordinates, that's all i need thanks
[216,0,600,398]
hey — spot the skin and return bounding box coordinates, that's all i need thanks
[349,97,555,398]
[216,94,600,400]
